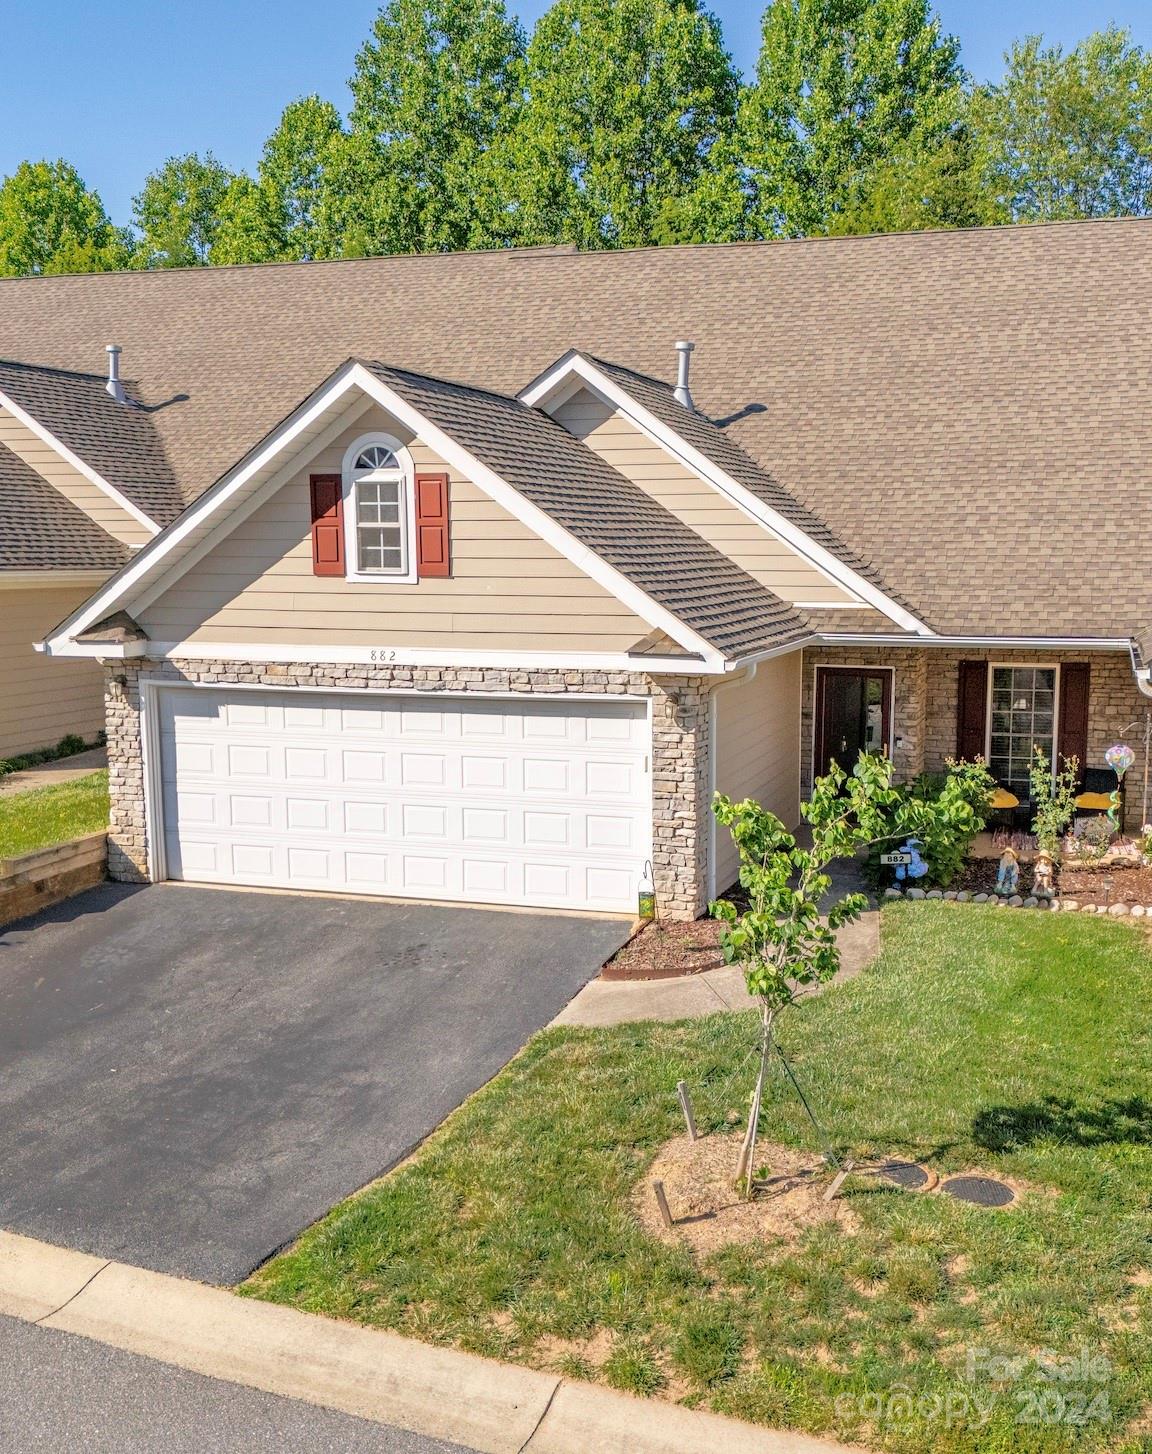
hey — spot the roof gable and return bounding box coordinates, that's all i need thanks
[0,443,128,572]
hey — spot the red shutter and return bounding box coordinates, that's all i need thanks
[309,474,343,577]
[415,471,450,578]
[956,660,989,761]
[1058,662,1090,783]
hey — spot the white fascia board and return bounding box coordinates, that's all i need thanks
[2,569,111,588]
[520,354,932,637]
[815,633,1135,650]
[0,388,160,538]
[43,361,724,669]
[724,635,816,669]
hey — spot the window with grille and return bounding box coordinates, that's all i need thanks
[350,443,407,576]
[987,665,1058,796]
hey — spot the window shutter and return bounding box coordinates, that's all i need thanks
[956,660,989,761]
[415,471,450,578]
[309,473,343,577]
[1058,662,1090,783]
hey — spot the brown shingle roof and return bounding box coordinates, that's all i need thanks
[0,443,128,571]
[0,220,1149,640]
[0,359,182,525]
[364,361,812,660]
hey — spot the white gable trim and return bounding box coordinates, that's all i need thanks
[43,362,724,669]
[520,353,932,637]
[0,388,160,538]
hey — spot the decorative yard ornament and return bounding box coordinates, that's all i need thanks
[893,838,928,882]
[1105,743,1136,832]
[995,845,1020,897]
[1032,850,1056,900]
[637,860,656,920]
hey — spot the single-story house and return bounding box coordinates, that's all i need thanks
[4,220,1151,917]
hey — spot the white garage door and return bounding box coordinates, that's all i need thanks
[158,688,651,913]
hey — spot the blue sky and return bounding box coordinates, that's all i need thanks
[2,1,1147,226]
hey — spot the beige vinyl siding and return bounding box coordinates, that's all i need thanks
[0,408,154,547]
[0,583,107,756]
[713,653,802,893]
[553,389,857,608]
[139,412,653,651]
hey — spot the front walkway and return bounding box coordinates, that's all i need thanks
[0,746,107,794]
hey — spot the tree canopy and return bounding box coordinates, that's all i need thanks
[0,160,126,276]
[131,152,236,267]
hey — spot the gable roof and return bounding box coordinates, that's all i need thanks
[0,443,128,571]
[47,359,814,665]
[4,219,1152,643]
[0,359,181,528]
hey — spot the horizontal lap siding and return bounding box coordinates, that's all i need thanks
[553,390,856,607]
[714,653,802,893]
[0,409,153,547]
[0,585,107,755]
[139,413,652,651]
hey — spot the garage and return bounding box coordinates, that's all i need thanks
[155,687,651,913]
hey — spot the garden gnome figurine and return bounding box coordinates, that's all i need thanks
[1032,850,1055,901]
[995,846,1020,897]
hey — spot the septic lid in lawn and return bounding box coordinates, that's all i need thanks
[875,1160,932,1191]
[940,1175,1015,1207]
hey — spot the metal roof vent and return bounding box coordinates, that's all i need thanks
[105,343,126,405]
[673,340,695,411]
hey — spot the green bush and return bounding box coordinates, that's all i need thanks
[865,757,994,889]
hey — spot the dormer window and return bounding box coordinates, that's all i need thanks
[341,433,418,584]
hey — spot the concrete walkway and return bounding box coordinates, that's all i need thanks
[0,746,107,794]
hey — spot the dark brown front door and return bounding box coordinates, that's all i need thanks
[814,668,892,778]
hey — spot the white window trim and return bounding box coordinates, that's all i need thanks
[985,662,1061,790]
[341,432,418,585]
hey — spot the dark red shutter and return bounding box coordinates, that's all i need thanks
[956,660,989,761]
[415,472,450,578]
[1058,662,1090,782]
[309,473,343,577]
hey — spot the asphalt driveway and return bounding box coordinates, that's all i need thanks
[0,884,629,1283]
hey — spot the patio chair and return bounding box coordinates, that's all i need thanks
[1073,766,1123,823]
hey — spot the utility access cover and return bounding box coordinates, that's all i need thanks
[940,1175,1015,1208]
[876,1160,931,1191]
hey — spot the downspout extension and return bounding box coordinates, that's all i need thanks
[707,664,758,904]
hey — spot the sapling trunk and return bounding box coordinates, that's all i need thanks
[736,999,775,1199]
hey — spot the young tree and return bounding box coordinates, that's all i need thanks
[739,0,967,237]
[343,0,525,254]
[131,152,237,268]
[972,28,1152,221]
[491,0,742,249]
[0,160,127,276]
[213,97,347,264]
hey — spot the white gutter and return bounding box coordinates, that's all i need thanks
[706,663,757,903]
[816,634,1134,650]
[1130,640,1152,698]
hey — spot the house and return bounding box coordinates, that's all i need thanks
[4,220,1150,918]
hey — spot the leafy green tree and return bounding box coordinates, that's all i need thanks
[343,0,524,254]
[825,127,1003,235]
[0,160,127,276]
[131,152,237,268]
[973,27,1152,221]
[739,0,967,237]
[214,97,347,263]
[492,0,741,249]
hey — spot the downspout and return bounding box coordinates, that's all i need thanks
[707,664,757,903]
[1130,640,1152,700]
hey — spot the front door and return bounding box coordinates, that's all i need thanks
[814,668,892,778]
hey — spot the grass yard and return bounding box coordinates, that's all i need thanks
[245,904,1152,1453]
[0,770,109,857]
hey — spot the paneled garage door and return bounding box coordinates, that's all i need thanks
[157,688,651,912]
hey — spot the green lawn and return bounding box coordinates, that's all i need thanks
[0,770,109,857]
[245,904,1152,1453]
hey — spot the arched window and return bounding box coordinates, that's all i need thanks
[342,434,415,582]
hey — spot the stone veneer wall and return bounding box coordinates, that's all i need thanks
[104,659,715,920]
[801,646,1149,832]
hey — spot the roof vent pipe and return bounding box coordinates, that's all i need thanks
[673,340,695,411]
[105,344,126,404]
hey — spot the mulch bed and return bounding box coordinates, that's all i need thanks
[954,858,1037,897]
[602,918,725,980]
[950,853,1152,907]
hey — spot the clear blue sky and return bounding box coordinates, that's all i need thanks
[2,1,1147,227]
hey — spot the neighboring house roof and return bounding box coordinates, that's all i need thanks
[361,361,814,660]
[0,359,182,526]
[0,442,128,572]
[3,219,1151,642]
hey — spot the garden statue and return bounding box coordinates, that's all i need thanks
[1032,850,1055,900]
[893,838,928,882]
[1105,743,1137,834]
[995,845,1020,897]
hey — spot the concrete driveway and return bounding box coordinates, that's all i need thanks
[0,884,629,1284]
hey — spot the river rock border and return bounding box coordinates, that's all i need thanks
[882,885,1149,917]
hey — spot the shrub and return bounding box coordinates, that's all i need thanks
[865,757,994,888]
[1029,746,1080,857]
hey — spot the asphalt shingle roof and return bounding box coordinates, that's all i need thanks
[364,361,813,660]
[0,443,128,571]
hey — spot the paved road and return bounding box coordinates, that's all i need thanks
[0,883,628,1282]
[0,1314,474,1453]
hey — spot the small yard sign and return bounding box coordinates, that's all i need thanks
[880,851,913,867]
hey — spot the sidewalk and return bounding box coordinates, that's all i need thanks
[0,746,107,795]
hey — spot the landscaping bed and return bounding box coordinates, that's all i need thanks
[245,904,1152,1453]
[602,918,725,980]
[0,771,109,858]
